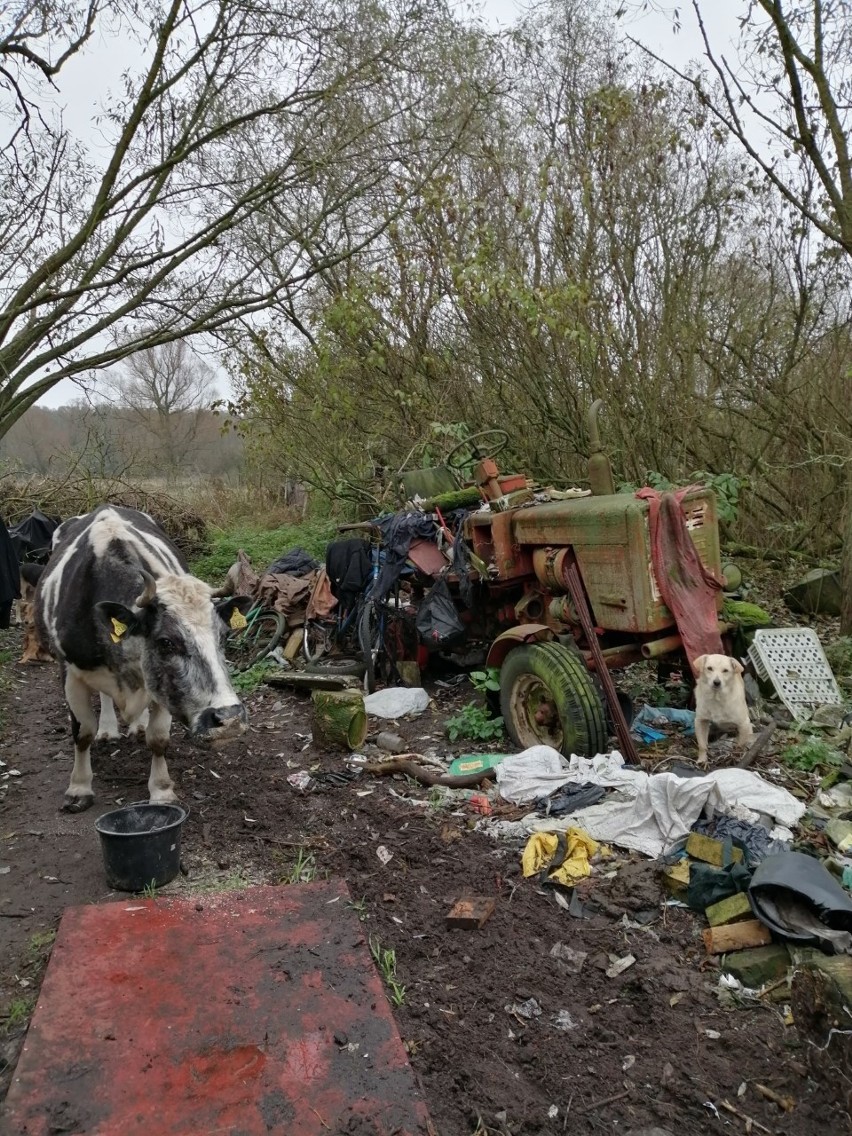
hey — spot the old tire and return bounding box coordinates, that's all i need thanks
[227,610,285,672]
[499,642,606,757]
[358,600,383,694]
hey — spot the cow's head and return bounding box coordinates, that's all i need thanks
[96,571,251,743]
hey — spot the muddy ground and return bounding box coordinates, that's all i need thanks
[0,636,848,1136]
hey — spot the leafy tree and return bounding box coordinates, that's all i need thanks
[0,0,479,436]
[626,0,852,628]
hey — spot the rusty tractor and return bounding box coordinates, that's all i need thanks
[423,405,723,757]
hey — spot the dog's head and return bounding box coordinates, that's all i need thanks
[693,653,743,690]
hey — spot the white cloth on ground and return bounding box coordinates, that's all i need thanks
[491,748,805,858]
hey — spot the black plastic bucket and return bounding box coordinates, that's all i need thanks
[94,803,188,892]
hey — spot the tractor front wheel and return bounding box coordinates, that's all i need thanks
[499,642,607,757]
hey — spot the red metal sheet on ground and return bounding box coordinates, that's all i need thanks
[2,880,431,1136]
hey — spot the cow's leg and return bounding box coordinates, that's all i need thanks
[126,708,149,738]
[64,671,98,811]
[96,694,121,741]
[146,700,177,804]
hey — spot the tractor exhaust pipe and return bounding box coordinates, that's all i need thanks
[586,399,616,496]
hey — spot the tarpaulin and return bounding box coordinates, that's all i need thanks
[635,487,724,674]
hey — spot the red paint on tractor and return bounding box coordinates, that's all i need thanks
[3,880,431,1135]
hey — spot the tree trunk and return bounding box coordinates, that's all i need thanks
[311,689,367,751]
[843,467,852,636]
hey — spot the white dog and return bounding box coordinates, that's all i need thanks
[693,654,754,766]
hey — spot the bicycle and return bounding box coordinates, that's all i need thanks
[225,602,286,672]
[302,523,393,693]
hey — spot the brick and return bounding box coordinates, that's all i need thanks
[705,892,754,926]
[446,897,496,930]
[722,944,791,988]
[702,919,772,955]
[685,833,744,867]
[660,860,690,901]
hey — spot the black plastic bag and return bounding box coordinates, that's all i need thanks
[416,577,465,651]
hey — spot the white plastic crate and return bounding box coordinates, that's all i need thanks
[747,627,842,721]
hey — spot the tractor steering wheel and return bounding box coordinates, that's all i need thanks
[444,429,510,471]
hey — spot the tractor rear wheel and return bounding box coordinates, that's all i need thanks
[499,642,607,757]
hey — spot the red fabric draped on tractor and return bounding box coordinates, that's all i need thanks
[635,487,724,675]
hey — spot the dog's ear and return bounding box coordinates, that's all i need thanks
[732,658,744,675]
[693,655,707,675]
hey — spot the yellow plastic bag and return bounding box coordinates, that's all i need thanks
[521,828,599,887]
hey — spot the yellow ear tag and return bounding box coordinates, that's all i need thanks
[110,617,128,644]
[229,609,247,630]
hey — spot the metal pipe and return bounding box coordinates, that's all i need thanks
[641,633,683,659]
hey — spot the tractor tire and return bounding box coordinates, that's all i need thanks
[499,642,607,758]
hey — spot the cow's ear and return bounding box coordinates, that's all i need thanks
[96,601,143,643]
[214,595,253,629]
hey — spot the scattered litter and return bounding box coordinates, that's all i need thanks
[376,845,394,865]
[549,942,587,974]
[547,1105,559,1119]
[521,827,598,886]
[491,750,805,858]
[208,769,221,780]
[286,771,315,793]
[0,866,10,875]
[551,1010,576,1032]
[605,953,636,978]
[363,687,431,719]
[505,997,541,1020]
[622,1054,636,1070]
[704,1029,721,1039]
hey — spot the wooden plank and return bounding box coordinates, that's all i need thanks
[703,919,772,954]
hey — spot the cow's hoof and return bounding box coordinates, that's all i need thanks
[149,789,178,805]
[96,730,120,742]
[62,794,94,813]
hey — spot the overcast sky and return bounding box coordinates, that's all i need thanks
[36,0,739,409]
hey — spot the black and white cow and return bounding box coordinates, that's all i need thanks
[35,505,250,811]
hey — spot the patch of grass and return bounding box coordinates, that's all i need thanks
[141,880,159,898]
[4,996,35,1030]
[0,647,14,665]
[189,518,338,584]
[347,895,368,921]
[369,935,406,1006]
[26,930,56,963]
[280,846,317,884]
[825,636,852,678]
[229,659,276,694]
[780,735,843,772]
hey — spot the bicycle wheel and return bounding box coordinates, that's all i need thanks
[358,599,383,694]
[227,610,286,672]
[303,618,333,664]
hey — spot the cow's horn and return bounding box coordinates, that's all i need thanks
[135,569,158,608]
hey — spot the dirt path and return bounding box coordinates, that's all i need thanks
[0,642,845,1135]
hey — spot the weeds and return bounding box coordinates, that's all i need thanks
[446,703,505,742]
[347,896,368,921]
[26,930,56,962]
[281,847,317,884]
[229,660,275,695]
[369,936,406,1006]
[141,880,158,899]
[5,997,35,1029]
[825,637,852,678]
[780,736,843,772]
